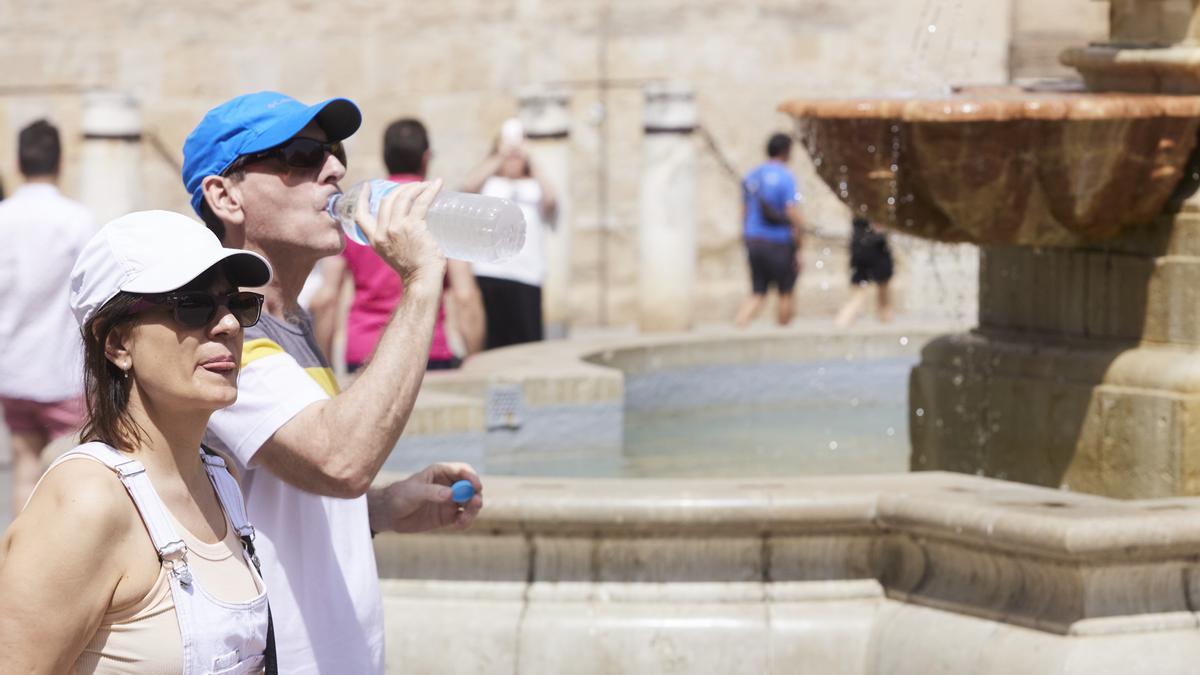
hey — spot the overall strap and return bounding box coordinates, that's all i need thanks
[200,450,277,675]
[200,453,254,540]
[59,442,193,586]
[199,453,261,573]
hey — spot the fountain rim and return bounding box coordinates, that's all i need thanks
[779,90,1200,122]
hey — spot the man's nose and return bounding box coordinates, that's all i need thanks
[322,151,347,184]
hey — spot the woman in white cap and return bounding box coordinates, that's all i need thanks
[0,211,275,673]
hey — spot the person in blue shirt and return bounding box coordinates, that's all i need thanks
[734,133,804,328]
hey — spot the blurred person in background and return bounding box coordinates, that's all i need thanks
[461,119,557,349]
[734,132,804,328]
[0,211,272,673]
[835,215,894,327]
[310,117,484,373]
[185,91,482,674]
[0,119,95,514]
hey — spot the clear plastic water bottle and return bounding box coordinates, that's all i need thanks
[327,179,526,263]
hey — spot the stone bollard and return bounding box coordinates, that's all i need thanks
[638,81,696,332]
[518,86,572,339]
[80,92,142,226]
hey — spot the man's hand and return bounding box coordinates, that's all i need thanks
[794,247,804,275]
[353,179,447,288]
[367,463,483,534]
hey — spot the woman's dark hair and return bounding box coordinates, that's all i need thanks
[78,266,225,450]
[78,293,147,451]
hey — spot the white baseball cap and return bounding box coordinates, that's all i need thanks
[69,210,272,327]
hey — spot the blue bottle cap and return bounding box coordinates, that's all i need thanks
[451,479,475,504]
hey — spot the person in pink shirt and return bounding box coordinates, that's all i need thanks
[312,119,483,371]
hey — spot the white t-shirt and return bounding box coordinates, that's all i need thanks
[204,312,384,674]
[472,176,547,287]
[0,183,94,401]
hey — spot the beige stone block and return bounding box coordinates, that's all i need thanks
[406,389,485,435]
[769,533,880,581]
[518,595,770,675]
[1055,627,1200,675]
[767,595,881,675]
[1144,254,1200,345]
[591,536,763,583]
[374,532,529,581]
[1071,387,1184,498]
[866,602,1056,675]
[531,535,595,582]
[1162,212,1200,256]
[912,331,1200,498]
[872,600,1200,675]
[1109,0,1194,45]
[381,580,524,675]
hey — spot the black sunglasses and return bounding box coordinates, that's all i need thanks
[223,137,346,176]
[128,291,265,329]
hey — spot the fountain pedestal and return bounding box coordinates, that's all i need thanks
[912,205,1200,497]
[911,0,1200,498]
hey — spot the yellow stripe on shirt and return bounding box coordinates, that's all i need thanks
[242,338,340,396]
[304,367,340,397]
[242,338,285,367]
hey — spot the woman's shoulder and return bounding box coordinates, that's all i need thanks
[18,454,136,543]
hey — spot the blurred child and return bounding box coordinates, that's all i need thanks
[835,216,893,327]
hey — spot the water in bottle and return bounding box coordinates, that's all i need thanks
[327,179,526,263]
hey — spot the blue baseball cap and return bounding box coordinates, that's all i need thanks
[182,91,362,215]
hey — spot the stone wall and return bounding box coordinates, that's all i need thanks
[0,0,1103,327]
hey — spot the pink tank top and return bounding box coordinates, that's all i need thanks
[341,173,453,367]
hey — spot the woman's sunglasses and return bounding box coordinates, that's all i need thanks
[223,137,346,176]
[127,291,265,329]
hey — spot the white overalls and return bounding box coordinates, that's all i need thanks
[48,442,271,675]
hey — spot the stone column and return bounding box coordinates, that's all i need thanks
[909,211,1200,498]
[80,92,141,226]
[518,86,572,339]
[638,81,696,332]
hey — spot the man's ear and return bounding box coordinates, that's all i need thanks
[201,175,246,241]
[103,323,133,373]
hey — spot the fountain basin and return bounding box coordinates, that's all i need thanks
[782,89,1200,247]
[375,472,1200,674]
[387,323,945,479]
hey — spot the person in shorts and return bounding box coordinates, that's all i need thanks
[734,132,804,328]
[0,119,95,514]
[835,216,895,327]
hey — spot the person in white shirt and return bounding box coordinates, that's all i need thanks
[461,127,557,349]
[0,119,95,514]
[183,91,483,674]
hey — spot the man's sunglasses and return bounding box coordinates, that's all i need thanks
[223,137,346,176]
[128,291,265,329]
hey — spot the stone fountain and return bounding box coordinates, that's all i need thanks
[784,0,1200,499]
[365,5,1200,673]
